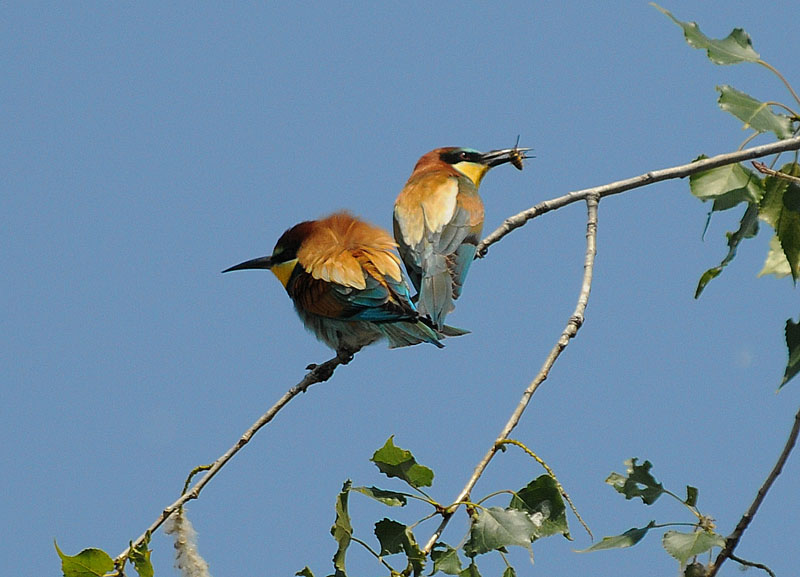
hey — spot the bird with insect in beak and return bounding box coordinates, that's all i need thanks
[223,211,468,363]
[393,145,530,329]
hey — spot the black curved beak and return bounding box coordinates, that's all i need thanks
[222,255,273,273]
[479,147,533,170]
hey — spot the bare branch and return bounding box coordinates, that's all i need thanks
[708,406,800,577]
[423,193,600,553]
[113,355,346,570]
[477,136,800,257]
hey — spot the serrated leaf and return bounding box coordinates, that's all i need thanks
[464,507,537,556]
[129,534,153,577]
[781,316,800,388]
[431,543,463,575]
[577,521,656,552]
[351,486,408,506]
[759,163,800,281]
[55,542,115,577]
[296,567,315,577]
[662,530,726,566]
[459,562,482,577]
[509,475,570,540]
[717,85,794,139]
[690,161,763,210]
[330,481,352,577]
[374,519,424,573]
[502,567,517,577]
[371,437,433,489]
[653,4,760,64]
[686,486,699,508]
[374,518,407,555]
[759,235,792,278]
[695,203,760,298]
[606,459,664,505]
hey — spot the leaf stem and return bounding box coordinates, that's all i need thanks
[758,60,800,107]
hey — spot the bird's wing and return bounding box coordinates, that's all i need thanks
[394,173,483,276]
[291,246,418,323]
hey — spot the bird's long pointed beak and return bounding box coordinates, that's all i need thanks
[222,255,273,273]
[479,147,533,169]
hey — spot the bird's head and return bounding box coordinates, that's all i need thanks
[422,146,532,186]
[223,220,314,288]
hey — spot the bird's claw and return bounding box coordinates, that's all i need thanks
[336,348,356,364]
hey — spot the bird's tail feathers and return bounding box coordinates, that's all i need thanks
[438,324,470,337]
[380,321,444,349]
[418,254,455,329]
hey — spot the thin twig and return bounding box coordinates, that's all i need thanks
[422,193,600,553]
[752,160,800,184]
[113,356,346,571]
[477,136,800,258]
[708,406,800,577]
[498,439,593,539]
[729,553,777,577]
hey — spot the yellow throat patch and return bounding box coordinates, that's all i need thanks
[453,161,491,186]
[270,258,298,288]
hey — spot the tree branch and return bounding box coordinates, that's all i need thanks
[477,136,800,258]
[708,405,800,577]
[113,356,346,571]
[423,193,600,553]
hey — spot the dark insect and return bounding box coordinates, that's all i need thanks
[509,134,526,170]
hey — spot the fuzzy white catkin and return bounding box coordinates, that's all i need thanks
[164,509,212,577]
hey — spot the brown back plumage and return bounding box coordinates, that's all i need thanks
[297,212,403,290]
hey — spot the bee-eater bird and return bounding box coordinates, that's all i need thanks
[393,146,529,329]
[224,211,465,361]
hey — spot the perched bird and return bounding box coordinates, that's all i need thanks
[393,146,529,328]
[224,212,465,361]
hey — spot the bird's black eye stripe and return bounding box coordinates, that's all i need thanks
[441,149,481,164]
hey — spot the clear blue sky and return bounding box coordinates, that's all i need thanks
[4,2,798,576]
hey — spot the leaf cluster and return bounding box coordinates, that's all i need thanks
[298,438,572,577]
[581,458,727,574]
[654,4,800,388]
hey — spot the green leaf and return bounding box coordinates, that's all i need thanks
[502,567,517,577]
[459,561,482,577]
[695,203,760,298]
[759,235,793,278]
[296,567,316,577]
[685,486,699,508]
[781,316,800,388]
[759,162,800,281]
[464,507,537,556]
[129,534,153,577]
[509,475,570,540]
[329,481,352,577]
[371,437,433,489]
[689,161,763,210]
[351,485,407,506]
[577,521,656,552]
[717,85,794,139]
[652,4,760,64]
[373,519,425,573]
[662,530,726,566]
[606,458,664,505]
[374,518,407,555]
[431,543,463,575]
[55,542,115,577]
